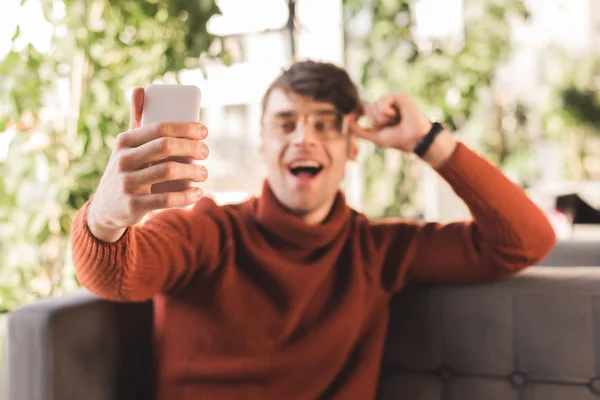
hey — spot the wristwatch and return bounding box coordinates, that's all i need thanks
[413,122,444,158]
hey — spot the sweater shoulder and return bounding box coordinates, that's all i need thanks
[353,210,422,248]
[190,195,255,235]
[351,213,425,292]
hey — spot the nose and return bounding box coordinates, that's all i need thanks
[290,120,318,146]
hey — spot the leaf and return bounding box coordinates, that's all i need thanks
[0,0,222,311]
[11,26,20,42]
[0,51,21,75]
[346,0,531,217]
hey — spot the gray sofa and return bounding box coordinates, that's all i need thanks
[4,241,600,400]
[539,240,600,266]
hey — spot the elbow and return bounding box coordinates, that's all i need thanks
[490,224,558,275]
[74,267,126,302]
[522,217,558,267]
[526,206,559,265]
[118,285,157,303]
[74,265,154,303]
[533,222,558,265]
[71,225,157,302]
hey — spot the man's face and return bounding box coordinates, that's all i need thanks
[259,88,358,218]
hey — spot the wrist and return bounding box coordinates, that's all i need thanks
[86,203,126,243]
[421,129,457,169]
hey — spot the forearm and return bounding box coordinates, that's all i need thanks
[71,202,168,301]
[434,142,556,267]
[395,141,556,287]
[71,200,221,301]
[374,97,555,288]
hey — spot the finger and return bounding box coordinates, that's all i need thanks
[381,101,398,118]
[123,162,208,193]
[131,187,204,212]
[345,117,379,142]
[129,88,144,130]
[365,103,385,128]
[120,137,209,170]
[383,104,401,126]
[118,122,208,149]
[375,96,401,125]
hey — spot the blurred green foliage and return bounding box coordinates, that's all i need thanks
[344,0,532,217]
[543,55,600,180]
[0,0,222,310]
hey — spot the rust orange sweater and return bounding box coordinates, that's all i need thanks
[71,143,556,400]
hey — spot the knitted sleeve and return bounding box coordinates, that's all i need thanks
[70,197,227,301]
[373,143,556,293]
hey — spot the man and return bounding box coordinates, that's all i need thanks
[72,60,556,399]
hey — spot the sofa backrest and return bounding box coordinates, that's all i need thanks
[379,266,600,400]
[6,266,600,399]
[539,240,600,266]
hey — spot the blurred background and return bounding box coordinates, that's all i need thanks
[1,0,600,379]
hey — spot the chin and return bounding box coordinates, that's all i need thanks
[282,198,317,216]
[269,174,337,215]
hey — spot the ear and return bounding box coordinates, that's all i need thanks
[347,136,359,161]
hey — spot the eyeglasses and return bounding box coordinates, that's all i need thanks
[264,110,347,141]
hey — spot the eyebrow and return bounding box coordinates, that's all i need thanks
[273,110,296,118]
[272,109,339,118]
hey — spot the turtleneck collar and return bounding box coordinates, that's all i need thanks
[254,180,351,248]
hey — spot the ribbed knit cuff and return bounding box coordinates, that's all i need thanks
[70,201,134,297]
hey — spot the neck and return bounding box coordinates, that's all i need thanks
[293,196,337,226]
[254,180,351,248]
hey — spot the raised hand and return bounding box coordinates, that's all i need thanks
[347,94,433,153]
[86,88,209,242]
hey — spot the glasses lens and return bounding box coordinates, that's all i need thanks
[269,111,345,140]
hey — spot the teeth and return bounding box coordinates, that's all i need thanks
[289,160,322,169]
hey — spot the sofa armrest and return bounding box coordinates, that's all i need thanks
[5,291,154,400]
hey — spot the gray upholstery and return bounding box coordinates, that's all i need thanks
[5,293,153,400]
[5,267,600,399]
[380,266,600,400]
[539,240,600,266]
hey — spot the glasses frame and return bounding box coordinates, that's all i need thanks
[263,109,351,141]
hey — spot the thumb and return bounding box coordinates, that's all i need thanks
[129,87,145,130]
[344,115,379,142]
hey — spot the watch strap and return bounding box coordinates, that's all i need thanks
[413,122,444,157]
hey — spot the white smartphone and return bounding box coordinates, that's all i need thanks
[141,84,202,194]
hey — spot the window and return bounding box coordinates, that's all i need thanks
[221,104,248,138]
[206,103,263,194]
[223,36,247,63]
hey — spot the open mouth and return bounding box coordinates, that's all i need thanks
[288,160,324,178]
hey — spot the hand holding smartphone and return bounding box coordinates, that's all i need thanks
[142,84,204,194]
[86,84,208,242]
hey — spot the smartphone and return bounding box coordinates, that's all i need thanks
[141,84,202,194]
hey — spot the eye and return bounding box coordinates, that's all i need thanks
[281,121,296,133]
[313,116,340,133]
[313,121,327,132]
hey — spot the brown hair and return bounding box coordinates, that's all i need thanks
[261,60,362,120]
